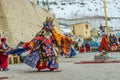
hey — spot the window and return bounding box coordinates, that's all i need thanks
[85,24,88,29]
[37,1,39,5]
[0,16,3,19]
[73,26,75,35]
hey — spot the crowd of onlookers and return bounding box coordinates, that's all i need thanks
[109,34,120,51]
[76,34,120,53]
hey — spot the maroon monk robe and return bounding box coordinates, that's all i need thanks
[0,44,9,69]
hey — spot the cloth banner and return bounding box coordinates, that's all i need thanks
[24,52,39,68]
[49,60,59,68]
[4,48,26,56]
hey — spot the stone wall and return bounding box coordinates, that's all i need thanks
[0,0,61,47]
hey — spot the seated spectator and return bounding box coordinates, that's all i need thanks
[16,42,24,49]
[111,43,118,51]
[16,41,25,62]
[79,45,84,53]
[85,42,90,52]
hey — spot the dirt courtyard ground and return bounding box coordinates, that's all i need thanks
[1,52,120,80]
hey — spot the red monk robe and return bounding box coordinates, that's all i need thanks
[98,35,110,51]
[111,43,117,51]
[0,38,12,71]
[85,42,90,52]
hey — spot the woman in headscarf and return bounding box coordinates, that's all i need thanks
[0,37,12,71]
